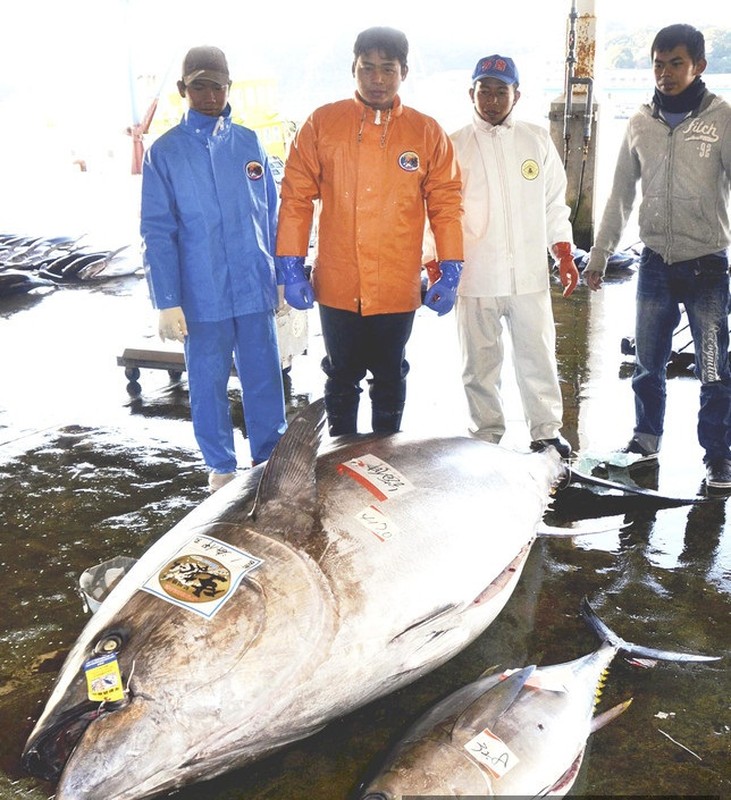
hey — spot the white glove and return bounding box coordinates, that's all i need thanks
[158,306,187,342]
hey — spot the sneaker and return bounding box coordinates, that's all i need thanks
[530,435,572,459]
[705,458,731,490]
[208,471,236,493]
[619,438,658,463]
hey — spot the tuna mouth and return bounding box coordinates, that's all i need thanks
[23,697,128,782]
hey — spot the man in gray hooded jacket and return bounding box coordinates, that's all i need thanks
[584,23,731,491]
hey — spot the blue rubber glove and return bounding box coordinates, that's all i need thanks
[423,260,462,316]
[275,256,314,310]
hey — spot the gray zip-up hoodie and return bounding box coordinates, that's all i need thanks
[585,90,731,274]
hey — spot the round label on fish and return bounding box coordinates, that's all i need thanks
[157,554,231,603]
[142,535,264,619]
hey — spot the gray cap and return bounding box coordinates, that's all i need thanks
[182,46,230,86]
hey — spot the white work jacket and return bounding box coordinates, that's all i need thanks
[451,109,572,297]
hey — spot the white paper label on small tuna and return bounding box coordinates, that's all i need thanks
[142,535,263,619]
[84,653,125,703]
[355,505,401,541]
[337,454,415,501]
[464,727,519,779]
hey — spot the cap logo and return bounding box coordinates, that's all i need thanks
[479,58,509,75]
[398,151,420,172]
[246,161,264,180]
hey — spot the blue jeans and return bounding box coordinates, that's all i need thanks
[633,248,731,461]
[319,305,415,435]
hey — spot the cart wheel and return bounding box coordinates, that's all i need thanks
[125,366,141,381]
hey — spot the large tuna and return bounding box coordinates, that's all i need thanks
[21,399,577,798]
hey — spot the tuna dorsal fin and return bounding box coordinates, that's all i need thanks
[451,665,536,740]
[250,398,326,525]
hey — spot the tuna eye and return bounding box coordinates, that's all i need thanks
[94,634,123,655]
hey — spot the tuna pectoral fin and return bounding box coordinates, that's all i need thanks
[591,698,633,733]
[537,515,630,536]
[581,597,722,663]
[450,666,537,739]
[251,399,326,524]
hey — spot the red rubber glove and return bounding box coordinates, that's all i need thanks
[551,242,579,298]
[424,260,441,285]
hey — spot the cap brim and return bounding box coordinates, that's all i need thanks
[473,72,514,84]
[183,69,230,86]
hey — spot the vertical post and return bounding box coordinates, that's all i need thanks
[549,0,599,251]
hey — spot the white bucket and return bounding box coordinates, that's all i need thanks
[78,555,137,613]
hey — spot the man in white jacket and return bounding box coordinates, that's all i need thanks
[451,54,578,457]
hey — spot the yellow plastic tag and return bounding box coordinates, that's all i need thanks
[84,653,125,703]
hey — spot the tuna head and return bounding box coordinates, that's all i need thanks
[24,401,333,799]
[23,523,336,800]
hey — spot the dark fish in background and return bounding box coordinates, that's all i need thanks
[0,269,57,297]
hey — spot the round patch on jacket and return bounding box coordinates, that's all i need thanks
[245,161,264,180]
[521,159,539,180]
[398,151,420,172]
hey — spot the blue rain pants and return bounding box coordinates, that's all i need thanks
[184,311,287,470]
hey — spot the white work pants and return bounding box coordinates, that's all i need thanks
[455,292,563,442]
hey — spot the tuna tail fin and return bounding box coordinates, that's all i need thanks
[546,469,702,523]
[580,596,722,663]
[250,398,326,526]
[567,468,702,506]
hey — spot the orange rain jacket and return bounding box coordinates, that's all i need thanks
[276,94,464,316]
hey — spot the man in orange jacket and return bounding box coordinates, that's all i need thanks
[276,26,464,436]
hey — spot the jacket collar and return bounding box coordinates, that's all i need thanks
[353,92,404,121]
[181,104,232,138]
[471,106,515,133]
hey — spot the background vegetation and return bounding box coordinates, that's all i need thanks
[605,27,731,71]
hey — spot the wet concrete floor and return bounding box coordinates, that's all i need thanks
[0,191,729,798]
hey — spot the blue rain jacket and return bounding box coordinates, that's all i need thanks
[141,105,279,322]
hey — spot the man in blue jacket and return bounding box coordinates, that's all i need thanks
[141,45,290,492]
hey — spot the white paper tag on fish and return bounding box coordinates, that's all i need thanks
[142,535,263,619]
[355,505,401,541]
[338,454,415,501]
[464,727,519,779]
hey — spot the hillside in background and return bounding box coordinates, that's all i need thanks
[604,26,731,71]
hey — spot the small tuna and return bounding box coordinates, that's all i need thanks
[356,597,720,799]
